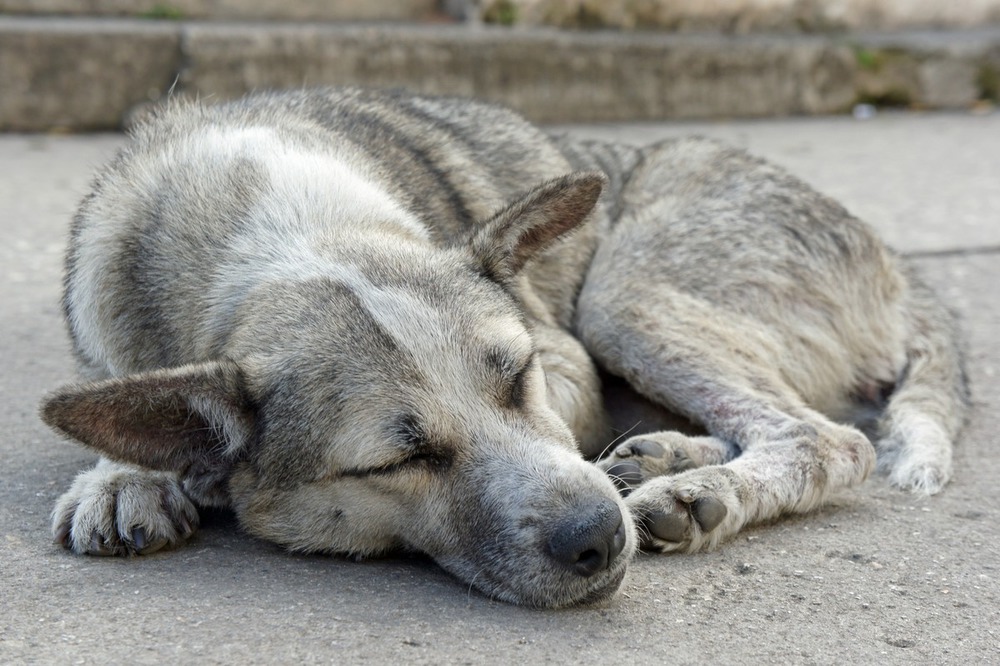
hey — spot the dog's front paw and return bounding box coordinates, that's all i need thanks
[624,466,744,553]
[52,461,199,556]
[597,432,734,495]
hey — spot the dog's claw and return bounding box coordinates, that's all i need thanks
[54,522,71,548]
[178,514,195,539]
[670,450,697,472]
[131,526,147,550]
[88,531,114,556]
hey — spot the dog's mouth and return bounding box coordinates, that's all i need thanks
[526,553,632,609]
[437,515,636,609]
[576,565,629,606]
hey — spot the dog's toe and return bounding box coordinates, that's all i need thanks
[53,462,199,556]
[626,467,743,553]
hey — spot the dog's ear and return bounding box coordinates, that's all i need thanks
[470,171,605,281]
[40,359,253,473]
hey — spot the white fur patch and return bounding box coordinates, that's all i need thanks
[71,123,436,373]
[198,126,429,242]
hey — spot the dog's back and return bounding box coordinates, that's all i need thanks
[66,88,587,380]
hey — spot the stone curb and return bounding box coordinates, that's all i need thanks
[2,16,999,131]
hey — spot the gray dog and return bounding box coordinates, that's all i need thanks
[41,87,967,607]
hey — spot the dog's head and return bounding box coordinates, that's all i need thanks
[42,172,636,607]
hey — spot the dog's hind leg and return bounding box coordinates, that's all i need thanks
[572,137,902,551]
[875,267,969,494]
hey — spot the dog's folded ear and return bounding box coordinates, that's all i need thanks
[470,171,606,282]
[40,359,253,473]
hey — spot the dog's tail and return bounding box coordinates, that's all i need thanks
[876,263,970,494]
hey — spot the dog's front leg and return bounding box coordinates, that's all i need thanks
[532,322,611,458]
[619,416,873,553]
[53,457,199,556]
[576,267,875,554]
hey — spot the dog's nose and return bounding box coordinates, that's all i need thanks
[547,498,626,577]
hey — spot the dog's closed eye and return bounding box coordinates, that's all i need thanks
[389,415,452,471]
[338,416,452,478]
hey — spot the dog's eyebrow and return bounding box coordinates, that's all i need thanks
[392,413,427,452]
[483,345,533,380]
[483,343,536,409]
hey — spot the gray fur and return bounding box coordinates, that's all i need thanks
[40,87,966,606]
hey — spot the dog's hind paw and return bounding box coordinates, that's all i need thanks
[597,432,735,495]
[888,459,950,495]
[624,466,745,553]
[877,426,952,496]
[52,461,199,556]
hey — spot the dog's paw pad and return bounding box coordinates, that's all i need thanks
[691,496,728,532]
[629,439,665,458]
[646,509,689,543]
[641,495,727,545]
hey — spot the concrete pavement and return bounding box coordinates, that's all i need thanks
[1,111,999,664]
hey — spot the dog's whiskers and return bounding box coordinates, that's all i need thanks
[466,570,484,602]
[595,420,643,461]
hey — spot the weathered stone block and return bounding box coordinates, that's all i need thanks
[0,18,181,131]
[0,0,442,22]
[180,25,858,122]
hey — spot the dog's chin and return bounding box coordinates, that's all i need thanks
[460,560,630,609]
[527,563,630,609]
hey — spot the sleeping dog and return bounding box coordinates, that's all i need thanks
[41,87,967,607]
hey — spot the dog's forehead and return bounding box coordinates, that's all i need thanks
[363,280,529,360]
[327,257,528,358]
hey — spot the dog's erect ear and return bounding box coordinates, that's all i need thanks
[40,359,253,473]
[470,171,605,281]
